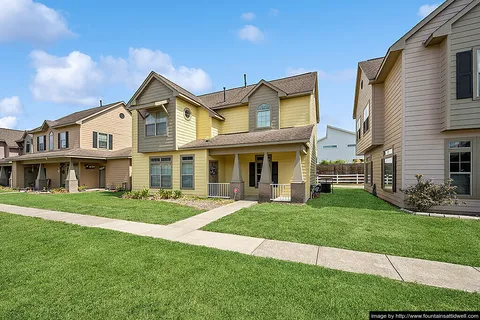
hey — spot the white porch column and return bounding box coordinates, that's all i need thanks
[258,151,272,202]
[291,150,306,203]
[35,163,47,190]
[0,167,7,186]
[65,159,78,193]
[230,153,244,200]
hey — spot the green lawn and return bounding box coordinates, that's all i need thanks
[0,213,478,319]
[203,189,480,266]
[0,191,203,225]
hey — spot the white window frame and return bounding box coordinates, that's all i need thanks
[59,132,67,149]
[38,136,45,151]
[256,103,271,128]
[145,111,167,137]
[150,157,172,189]
[382,148,394,191]
[98,133,108,149]
[447,140,473,197]
[49,132,54,151]
[356,118,361,140]
[474,47,480,99]
[363,102,370,133]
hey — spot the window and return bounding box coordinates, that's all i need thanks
[49,132,54,150]
[448,140,472,196]
[361,80,363,89]
[146,111,167,136]
[184,108,192,120]
[323,145,337,149]
[456,50,473,99]
[38,136,45,151]
[382,148,395,192]
[347,144,356,148]
[363,102,370,133]
[26,140,31,153]
[59,132,67,149]
[150,157,172,188]
[181,155,194,189]
[256,103,270,128]
[356,118,361,140]
[119,113,125,119]
[98,133,108,149]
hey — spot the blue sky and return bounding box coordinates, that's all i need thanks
[0,0,440,137]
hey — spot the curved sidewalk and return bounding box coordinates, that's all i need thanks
[0,202,479,293]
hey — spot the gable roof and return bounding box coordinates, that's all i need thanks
[198,72,317,109]
[0,128,25,147]
[318,125,355,142]
[30,101,125,133]
[358,58,384,81]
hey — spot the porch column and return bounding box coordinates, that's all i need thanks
[258,151,272,202]
[35,163,47,191]
[65,159,78,193]
[291,150,306,203]
[230,153,244,200]
[0,167,7,186]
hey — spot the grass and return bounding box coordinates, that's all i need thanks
[0,191,203,225]
[203,188,480,266]
[0,213,478,319]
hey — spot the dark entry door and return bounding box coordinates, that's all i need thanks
[209,161,218,183]
[24,166,39,188]
[99,166,106,188]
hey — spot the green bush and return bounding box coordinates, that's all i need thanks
[122,188,149,200]
[78,185,87,192]
[172,190,182,199]
[158,189,174,199]
[51,187,67,194]
[403,174,459,212]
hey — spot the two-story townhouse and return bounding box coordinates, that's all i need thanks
[353,0,480,214]
[0,128,26,186]
[127,72,319,203]
[8,101,133,192]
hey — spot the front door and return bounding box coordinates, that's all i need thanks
[60,163,68,187]
[99,166,106,188]
[209,161,218,183]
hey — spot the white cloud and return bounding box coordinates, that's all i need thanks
[30,50,103,106]
[238,25,265,43]
[101,47,212,92]
[418,3,439,18]
[286,67,309,76]
[0,0,73,43]
[269,8,279,16]
[0,116,18,129]
[241,12,255,21]
[0,96,23,115]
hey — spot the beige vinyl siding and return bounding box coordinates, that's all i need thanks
[372,84,385,145]
[175,97,198,148]
[355,70,373,154]
[439,39,448,131]
[80,105,132,150]
[11,161,24,188]
[106,158,131,190]
[279,95,310,128]
[216,105,249,134]
[248,84,280,131]
[449,3,480,129]
[32,125,80,153]
[78,163,100,188]
[44,163,60,188]
[136,79,176,152]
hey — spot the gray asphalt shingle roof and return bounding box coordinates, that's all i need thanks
[6,147,131,161]
[358,57,384,80]
[0,128,25,147]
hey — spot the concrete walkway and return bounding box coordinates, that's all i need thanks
[0,203,479,293]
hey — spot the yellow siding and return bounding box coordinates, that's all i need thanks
[216,105,249,134]
[32,125,80,152]
[280,95,311,128]
[176,97,198,148]
[80,105,132,150]
[309,92,317,124]
[196,107,212,140]
[211,119,220,137]
[106,158,131,190]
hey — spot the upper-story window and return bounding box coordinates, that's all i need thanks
[98,133,108,149]
[146,111,167,136]
[26,140,31,153]
[256,103,271,128]
[356,118,361,140]
[92,131,112,150]
[38,136,45,151]
[49,132,54,151]
[363,103,370,133]
[59,132,68,149]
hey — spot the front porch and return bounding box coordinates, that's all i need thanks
[206,149,308,203]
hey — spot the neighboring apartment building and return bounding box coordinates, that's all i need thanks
[353,0,480,214]
[127,72,319,203]
[0,128,25,186]
[5,101,132,191]
[317,125,362,163]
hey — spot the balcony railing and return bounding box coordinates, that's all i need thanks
[207,183,230,199]
[271,184,291,202]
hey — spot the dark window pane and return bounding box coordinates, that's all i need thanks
[150,175,160,187]
[450,153,460,162]
[146,124,155,136]
[450,174,471,195]
[182,175,193,188]
[460,163,471,173]
[460,152,471,162]
[161,175,172,188]
[156,122,167,135]
[450,163,460,173]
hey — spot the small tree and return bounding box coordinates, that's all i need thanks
[403,174,458,212]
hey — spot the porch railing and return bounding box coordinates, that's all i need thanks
[271,184,291,202]
[208,183,230,199]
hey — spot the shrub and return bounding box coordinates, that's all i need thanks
[122,188,149,200]
[403,174,459,212]
[78,185,87,192]
[158,189,173,199]
[51,187,67,194]
[115,185,126,192]
[172,190,182,199]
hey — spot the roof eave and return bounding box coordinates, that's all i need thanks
[179,139,311,151]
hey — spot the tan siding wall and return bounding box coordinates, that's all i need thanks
[439,39,448,130]
[355,70,373,154]
[216,106,249,134]
[106,158,131,190]
[449,3,480,129]
[44,163,60,188]
[175,97,198,148]
[80,105,132,150]
[32,125,80,153]
[78,163,99,188]
[280,95,311,128]
[248,85,280,131]
[11,161,24,188]
[372,84,385,144]
[136,79,176,152]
